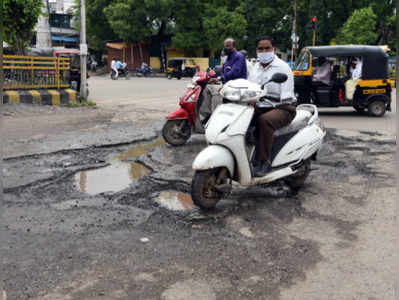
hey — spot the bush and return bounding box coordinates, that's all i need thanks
[389,67,396,79]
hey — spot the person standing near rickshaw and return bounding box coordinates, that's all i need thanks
[345,57,362,101]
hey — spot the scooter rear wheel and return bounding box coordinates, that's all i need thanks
[285,160,311,192]
[162,119,191,146]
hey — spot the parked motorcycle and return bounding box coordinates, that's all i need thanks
[111,67,129,80]
[190,73,326,209]
[135,66,155,77]
[162,70,219,146]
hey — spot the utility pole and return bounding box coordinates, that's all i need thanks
[291,0,297,63]
[80,0,88,99]
[311,16,317,46]
[1,0,3,106]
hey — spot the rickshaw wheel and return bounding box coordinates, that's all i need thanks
[368,100,386,117]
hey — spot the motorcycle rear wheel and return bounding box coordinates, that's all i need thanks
[191,168,228,209]
[162,119,191,146]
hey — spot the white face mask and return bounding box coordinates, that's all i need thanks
[257,52,275,64]
[221,55,227,64]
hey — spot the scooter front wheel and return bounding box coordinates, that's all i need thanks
[191,168,229,209]
[162,119,191,146]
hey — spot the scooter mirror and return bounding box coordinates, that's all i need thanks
[270,73,288,83]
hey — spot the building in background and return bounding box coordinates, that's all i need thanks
[35,0,79,49]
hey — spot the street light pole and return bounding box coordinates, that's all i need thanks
[294,0,297,61]
[291,0,297,63]
[80,0,88,99]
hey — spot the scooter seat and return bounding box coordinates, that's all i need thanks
[274,109,312,136]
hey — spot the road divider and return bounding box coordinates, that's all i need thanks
[2,89,77,106]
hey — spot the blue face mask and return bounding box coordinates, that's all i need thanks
[257,52,275,64]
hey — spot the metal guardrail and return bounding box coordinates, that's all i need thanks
[3,55,71,90]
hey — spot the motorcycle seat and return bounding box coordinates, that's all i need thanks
[274,109,312,136]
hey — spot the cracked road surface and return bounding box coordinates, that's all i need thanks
[1,77,396,299]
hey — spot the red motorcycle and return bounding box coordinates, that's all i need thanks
[162,70,219,146]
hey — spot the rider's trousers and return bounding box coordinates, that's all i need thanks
[255,105,296,163]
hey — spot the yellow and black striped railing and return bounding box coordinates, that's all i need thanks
[3,55,71,90]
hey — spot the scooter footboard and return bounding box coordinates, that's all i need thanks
[192,145,235,177]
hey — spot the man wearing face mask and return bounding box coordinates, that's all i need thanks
[200,38,247,120]
[248,35,297,177]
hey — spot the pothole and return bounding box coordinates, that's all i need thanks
[74,140,165,195]
[155,191,194,211]
[75,161,150,195]
[118,139,165,161]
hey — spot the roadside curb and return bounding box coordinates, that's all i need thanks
[2,89,77,106]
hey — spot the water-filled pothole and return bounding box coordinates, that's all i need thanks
[155,191,194,211]
[75,161,150,195]
[75,139,164,195]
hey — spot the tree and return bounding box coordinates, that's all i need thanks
[171,0,207,55]
[104,0,149,44]
[203,3,247,52]
[3,0,43,54]
[335,7,378,45]
[77,0,119,51]
[244,0,292,56]
[104,0,174,44]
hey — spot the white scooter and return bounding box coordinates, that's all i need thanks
[191,73,326,209]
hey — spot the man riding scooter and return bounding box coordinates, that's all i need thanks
[247,35,297,177]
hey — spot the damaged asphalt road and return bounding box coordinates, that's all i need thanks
[1,123,396,299]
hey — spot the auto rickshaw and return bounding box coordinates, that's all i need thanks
[293,45,392,117]
[166,58,200,79]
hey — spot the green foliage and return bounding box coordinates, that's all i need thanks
[85,0,118,50]
[104,0,174,43]
[245,0,292,55]
[3,0,43,54]
[171,0,206,53]
[84,0,396,57]
[336,7,378,45]
[104,0,149,43]
[203,4,247,51]
[69,97,96,107]
[389,67,395,79]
